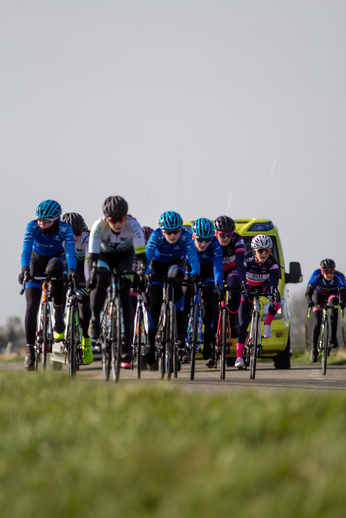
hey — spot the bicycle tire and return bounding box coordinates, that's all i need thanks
[35,344,39,371]
[220,307,227,380]
[249,311,259,380]
[164,301,174,381]
[42,303,48,372]
[173,307,179,379]
[322,319,328,375]
[190,304,199,381]
[112,297,122,383]
[136,306,143,379]
[68,308,77,379]
[156,306,165,380]
[101,305,111,381]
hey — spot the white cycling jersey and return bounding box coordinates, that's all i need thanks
[89,216,145,257]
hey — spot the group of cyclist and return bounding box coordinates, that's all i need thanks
[19,196,346,371]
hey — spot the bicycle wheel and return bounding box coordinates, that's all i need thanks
[190,305,199,381]
[112,297,123,383]
[220,307,227,380]
[136,306,143,379]
[101,306,111,381]
[68,308,77,379]
[42,303,48,372]
[164,301,175,381]
[322,319,328,375]
[156,306,165,380]
[249,312,259,380]
[173,309,179,379]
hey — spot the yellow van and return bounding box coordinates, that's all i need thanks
[183,219,303,369]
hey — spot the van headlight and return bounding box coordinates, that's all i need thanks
[261,299,285,321]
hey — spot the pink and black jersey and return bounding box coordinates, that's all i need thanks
[244,251,279,290]
[221,232,246,282]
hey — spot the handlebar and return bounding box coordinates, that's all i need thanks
[308,305,344,319]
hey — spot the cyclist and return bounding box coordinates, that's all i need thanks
[235,234,281,369]
[184,218,223,367]
[87,196,146,364]
[18,200,77,371]
[305,259,346,362]
[61,212,93,365]
[145,211,200,366]
[142,226,154,243]
[130,226,154,316]
[214,215,246,337]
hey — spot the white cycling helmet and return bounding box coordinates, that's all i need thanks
[251,234,273,250]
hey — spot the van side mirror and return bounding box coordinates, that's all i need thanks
[285,262,303,284]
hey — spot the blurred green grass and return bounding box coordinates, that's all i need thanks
[291,349,346,366]
[1,372,346,518]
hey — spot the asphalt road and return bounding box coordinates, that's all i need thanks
[2,358,345,393]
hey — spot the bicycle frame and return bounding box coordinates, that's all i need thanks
[245,289,263,380]
[132,289,149,379]
[185,282,203,381]
[64,279,83,378]
[154,278,179,381]
[215,287,232,380]
[99,269,134,383]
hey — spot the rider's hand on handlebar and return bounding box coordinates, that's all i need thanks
[241,280,248,298]
[67,269,79,284]
[18,266,30,285]
[340,301,346,310]
[191,273,200,284]
[137,269,146,291]
[307,299,314,308]
[215,282,223,302]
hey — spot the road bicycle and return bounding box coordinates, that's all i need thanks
[62,277,83,378]
[20,275,60,373]
[98,269,136,383]
[244,288,278,380]
[184,281,203,381]
[153,276,185,381]
[215,284,238,380]
[132,279,149,379]
[308,303,344,375]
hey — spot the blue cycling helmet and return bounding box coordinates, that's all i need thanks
[35,200,62,219]
[192,218,214,239]
[159,211,183,230]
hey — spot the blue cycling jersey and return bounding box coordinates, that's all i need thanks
[192,236,223,286]
[21,220,77,271]
[146,227,200,275]
[307,269,346,296]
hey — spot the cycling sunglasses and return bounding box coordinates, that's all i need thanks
[196,236,212,243]
[322,269,335,274]
[257,248,271,254]
[74,230,82,237]
[164,229,181,235]
[107,216,126,223]
[218,231,233,238]
[37,217,57,223]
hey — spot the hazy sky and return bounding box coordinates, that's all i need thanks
[1,0,345,328]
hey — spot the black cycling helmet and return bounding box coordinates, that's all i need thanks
[102,196,128,218]
[214,215,236,233]
[320,259,336,271]
[61,212,86,233]
[142,226,154,242]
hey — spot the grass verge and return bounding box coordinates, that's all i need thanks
[1,372,346,518]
